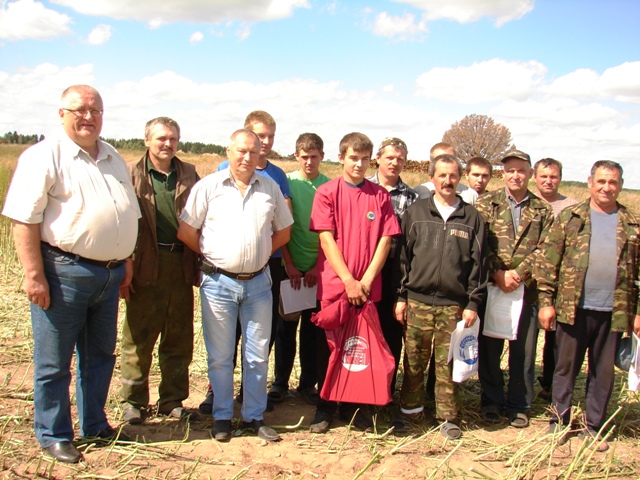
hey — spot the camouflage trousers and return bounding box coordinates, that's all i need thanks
[400,300,460,422]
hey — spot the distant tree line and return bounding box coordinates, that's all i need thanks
[101,137,228,156]
[1,131,44,144]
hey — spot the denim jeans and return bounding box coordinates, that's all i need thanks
[200,269,272,422]
[32,245,125,447]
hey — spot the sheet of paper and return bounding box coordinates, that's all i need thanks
[280,280,317,314]
[482,283,524,340]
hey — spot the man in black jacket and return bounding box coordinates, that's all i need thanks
[392,154,488,440]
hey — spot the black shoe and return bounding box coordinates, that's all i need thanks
[212,419,233,442]
[340,408,373,431]
[309,410,332,434]
[158,406,196,420]
[199,389,214,414]
[265,399,274,412]
[93,426,131,443]
[242,419,281,442]
[43,441,82,463]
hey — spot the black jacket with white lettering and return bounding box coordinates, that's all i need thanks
[392,195,489,312]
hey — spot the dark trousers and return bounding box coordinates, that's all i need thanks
[540,330,556,390]
[272,305,319,392]
[479,301,537,414]
[551,308,620,431]
[376,261,404,395]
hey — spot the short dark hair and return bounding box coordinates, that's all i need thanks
[296,133,324,154]
[534,158,563,177]
[339,132,373,157]
[145,116,181,140]
[590,160,623,179]
[429,154,463,177]
[244,110,276,129]
[466,156,492,174]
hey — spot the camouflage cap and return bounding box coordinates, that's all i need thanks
[377,137,408,156]
[501,149,531,165]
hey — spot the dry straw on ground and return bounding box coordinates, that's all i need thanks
[1,146,640,479]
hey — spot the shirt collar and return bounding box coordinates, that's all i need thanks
[58,130,111,163]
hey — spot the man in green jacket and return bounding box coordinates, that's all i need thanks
[475,149,554,429]
[538,160,640,450]
[119,117,199,424]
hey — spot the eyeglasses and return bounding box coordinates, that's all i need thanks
[62,108,104,118]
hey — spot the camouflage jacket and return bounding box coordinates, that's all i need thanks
[475,187,554,304]
[537,199,640,332]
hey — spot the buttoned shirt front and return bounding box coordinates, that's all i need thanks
[180,168,293,273]
[2,132,140,261]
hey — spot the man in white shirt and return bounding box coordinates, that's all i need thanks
[178,129,293,443]
[2,85,140,463]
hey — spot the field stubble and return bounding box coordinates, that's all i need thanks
[0,146,640,479]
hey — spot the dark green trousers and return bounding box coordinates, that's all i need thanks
[120,250,194,411]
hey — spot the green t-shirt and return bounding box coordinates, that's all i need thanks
[286,170,330,272]
[148,157,179,244]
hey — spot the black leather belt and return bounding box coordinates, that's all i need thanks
[158,243,184,252]
[199,258,267,281]
[43,242,126,269]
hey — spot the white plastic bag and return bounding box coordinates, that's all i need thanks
[449,319,480,383]
[482,283,524,340]
[628,333,640,392]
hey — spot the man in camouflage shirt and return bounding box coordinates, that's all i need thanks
[475,149,554,429]
[538,160,640,450]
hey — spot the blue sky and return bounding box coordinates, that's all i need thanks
[1,0,639,187]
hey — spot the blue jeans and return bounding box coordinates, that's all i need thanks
[200,269,272,422]
[32,245,125,447]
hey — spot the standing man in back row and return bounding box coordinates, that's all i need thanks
[119,117,199,424]
[2,85,140,463]
[532,158,577,399]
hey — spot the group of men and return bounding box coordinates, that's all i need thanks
[3,84,639,463]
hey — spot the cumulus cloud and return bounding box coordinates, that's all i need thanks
[370,12,427,40]
[189,31,204,43]
[546,62,640,104]
[51,0,310,26]
[416,58,547,102]
[87,24,111,45]
[0,0,72,40]
[394,0,534,26]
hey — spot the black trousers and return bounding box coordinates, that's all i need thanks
[376,261,404,395]
[551,308,620,431]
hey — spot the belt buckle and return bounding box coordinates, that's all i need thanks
[236,273,252,281]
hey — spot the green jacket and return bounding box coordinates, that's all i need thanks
[475,187,554,304]
[537,199,640,332]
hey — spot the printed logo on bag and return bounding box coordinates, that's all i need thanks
[342,336,369,372]
[458,335,478,365]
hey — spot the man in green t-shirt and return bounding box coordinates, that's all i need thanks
[268,133,330,405]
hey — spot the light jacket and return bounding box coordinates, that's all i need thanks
[129,154,199,287]
[537,199,640,332]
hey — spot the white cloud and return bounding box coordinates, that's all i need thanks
[235,23,252,40]
[416,59,547,102]
[393,0,534,26]
[189,31,204,43]
[546,62,640,104]
[87,24,111,45]
[370,12,427,40]
[1,61,639,188]
[51,0,310,26]
[0,0,72,40]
